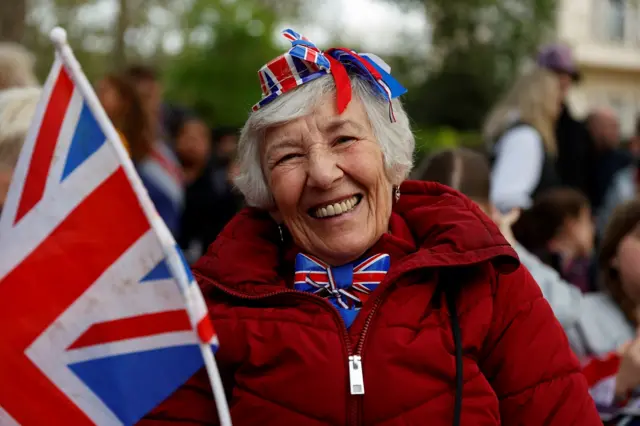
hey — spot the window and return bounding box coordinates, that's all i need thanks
[608,95,625,116]
[607,0,626,42]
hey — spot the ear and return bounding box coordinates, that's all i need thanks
[388,165,406,187]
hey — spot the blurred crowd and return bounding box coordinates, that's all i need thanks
[2,39,640,422]
[0,42,244,265]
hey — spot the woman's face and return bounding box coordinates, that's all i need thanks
[616,227,640,302]
[97,79,122,120]
[262,94,394,266]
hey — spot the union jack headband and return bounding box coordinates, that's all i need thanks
[252,28,408,122]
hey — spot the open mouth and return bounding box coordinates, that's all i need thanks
[309,195,363,219]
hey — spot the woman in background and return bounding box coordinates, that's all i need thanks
[97,73,150,160]
[97,73,184,236]
[512,188,595,292]
[484,67,563,213]
[583,200,640,424]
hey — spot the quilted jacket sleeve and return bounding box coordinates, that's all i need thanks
[479,264,602,425]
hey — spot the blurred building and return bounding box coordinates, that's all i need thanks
[557,0,640,136]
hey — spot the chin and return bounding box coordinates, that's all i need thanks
[318,234,374,265]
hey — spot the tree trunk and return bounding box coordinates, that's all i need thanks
[113,0,128,68]
[0,0,26,43]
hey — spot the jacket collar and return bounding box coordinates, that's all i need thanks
[193,180,519,295]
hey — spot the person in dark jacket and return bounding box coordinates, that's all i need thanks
[585,107,632,213]
[140,28,600,426]
[173,116,243,263]
[537,43,594,199]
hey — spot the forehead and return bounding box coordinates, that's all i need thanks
[264,94,371,142]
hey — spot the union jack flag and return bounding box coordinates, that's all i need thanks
[294,253,390,327]
[0,32,224,426]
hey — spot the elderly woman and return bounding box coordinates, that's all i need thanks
[141,30,599,425]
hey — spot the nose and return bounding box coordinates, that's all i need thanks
[306,147,343,190]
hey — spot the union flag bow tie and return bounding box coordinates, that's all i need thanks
[294,253,390,327]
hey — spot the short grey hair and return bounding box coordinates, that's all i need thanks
[235,74,415,208]
[0,87,41,170]
[0,43,38,91]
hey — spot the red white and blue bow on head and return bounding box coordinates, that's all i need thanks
[294,252,391,327]
[252,29,407,121]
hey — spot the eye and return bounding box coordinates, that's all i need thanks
[275,153,301,165]
[334,136,355,145]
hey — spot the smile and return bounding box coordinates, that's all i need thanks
[310,195,362,219]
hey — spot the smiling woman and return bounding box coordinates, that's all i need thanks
[139,29,600,426]
[256,85,405,266]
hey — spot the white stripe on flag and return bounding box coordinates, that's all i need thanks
[42,88,84,193]
[0,406,21,426]
[63,332,198,364]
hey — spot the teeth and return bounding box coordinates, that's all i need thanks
[314,196,359,218]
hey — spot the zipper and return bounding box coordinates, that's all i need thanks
[347,289,390,425]
[206,276,393,426]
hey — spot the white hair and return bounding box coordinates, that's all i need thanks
[0,87,41,170]
[0,43,38,91]
[235,74,415,208]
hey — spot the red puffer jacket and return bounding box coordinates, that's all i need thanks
[140,181,600,425]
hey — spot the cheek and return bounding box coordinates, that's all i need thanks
[618,241,640,293]
[343,142,387,188]
[269,165,305,213]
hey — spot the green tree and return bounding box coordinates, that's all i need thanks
[0,0,26,42]
[393,0,556,130]
[162,1,285,127]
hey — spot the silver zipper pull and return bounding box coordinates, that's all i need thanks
[348,355,365,395]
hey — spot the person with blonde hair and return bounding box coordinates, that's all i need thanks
[0,43,38,90]
[484,66,563,213]
[0,87,41,211]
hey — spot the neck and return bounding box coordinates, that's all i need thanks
[182,161,206,184]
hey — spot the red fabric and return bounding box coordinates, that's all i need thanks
[583,353,621,388]
[325,54,352,114]
[139,181,600,425]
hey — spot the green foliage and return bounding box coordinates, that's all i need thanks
[163,1,281,127]
[392,0,556,132]
[405,45,501,131]
[19,0,556,135]
[22,0,294,128]
[413,126,483,157]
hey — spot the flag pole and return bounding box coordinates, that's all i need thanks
[48,28,232,426]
